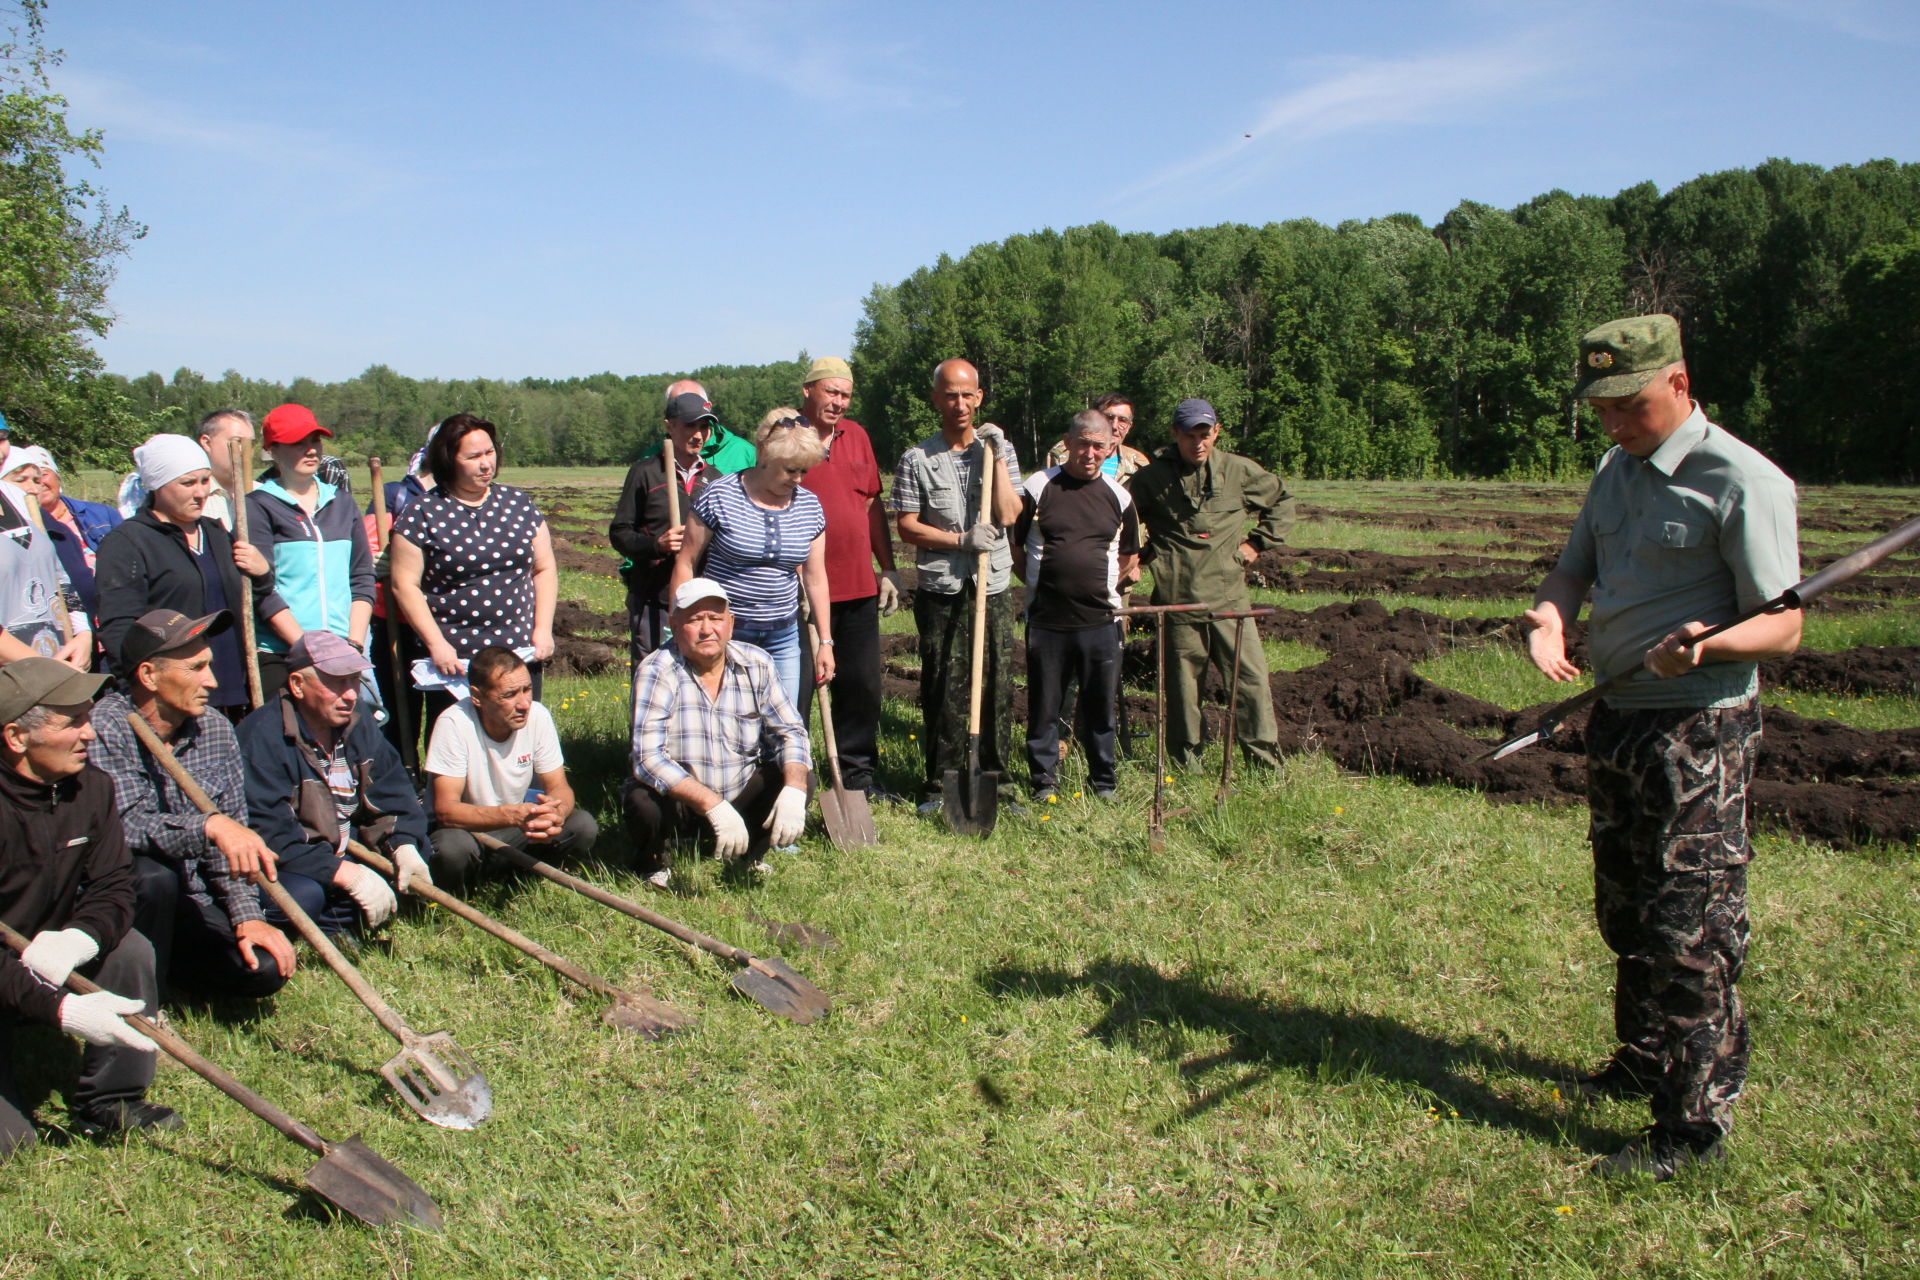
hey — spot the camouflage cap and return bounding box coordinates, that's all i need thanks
[1573,314,1684,399]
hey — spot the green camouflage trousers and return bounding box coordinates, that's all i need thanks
[913,585,1016,799]
[1586,694,1760,1141]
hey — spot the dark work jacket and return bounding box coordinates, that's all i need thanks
[92,507,285,679]
[236,692,429,884]
[0,764,135,1027]
[608,453,717,607]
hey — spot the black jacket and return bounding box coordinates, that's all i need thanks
[236,692,430,884]
[609,453,717,606]
[0,764,135,1027]
[93,507,284,679]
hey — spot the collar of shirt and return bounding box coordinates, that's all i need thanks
[1645,403,1710,476]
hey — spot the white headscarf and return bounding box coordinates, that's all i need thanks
[133,434,212,495]
[5,445,55,476]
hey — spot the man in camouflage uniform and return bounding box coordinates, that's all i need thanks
[1525,314,1802,1181]
[1126,398,1294,769]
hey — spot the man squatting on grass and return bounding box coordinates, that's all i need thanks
[0,658,172,1154]
[424,645,598,896]
[237,631,434,939]
[1525,313,1802,1182]
[891,359,1024,813]
[1126,397,1294,770]
[626,579,810,886]
[795,357,903,802]
[91,610,296,999]
[1015,410,1140,802]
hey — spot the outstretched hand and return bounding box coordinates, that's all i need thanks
[1523,607,1582,682]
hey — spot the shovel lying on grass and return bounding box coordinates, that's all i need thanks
[1,921,442,1231]
[473,833,831,1025]
[128,715,491,1131]
[346,839,694,1039]
[1480,513,1920,761]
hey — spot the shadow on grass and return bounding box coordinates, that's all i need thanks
[981,956,1626,1154]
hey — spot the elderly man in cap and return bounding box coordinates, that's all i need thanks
[626,579,809,885]
[0,657,174,1153]
[1525,314,1801,1181]
[1126,397,1294,771]
[795,356,901,800]
[891,358,1024,814]
[610,390,725,668]
[90,610,295,999]
[237,631,431,939]
[423,644,598,896]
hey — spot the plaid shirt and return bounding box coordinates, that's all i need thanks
[89,690,266,927]
[630,640,809,800]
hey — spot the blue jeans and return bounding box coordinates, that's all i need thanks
[731,616,803,708]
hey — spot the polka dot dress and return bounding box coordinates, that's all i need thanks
[391,485,543,658]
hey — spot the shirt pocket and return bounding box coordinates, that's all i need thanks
[1639,514,1718,590]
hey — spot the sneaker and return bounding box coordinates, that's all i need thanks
[69,1098,183,1141]
[1596,1127,1728,1182]
[1093,788,1119,803]
[1571,1057,1660,1103]
[916,798,944,817]
[770,843,800,856]
[1033,787,1058,804]
[644,868,672,890]
[865,788,908,807]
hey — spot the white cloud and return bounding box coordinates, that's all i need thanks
[661,0,937,112]
[1115,22,1583,208]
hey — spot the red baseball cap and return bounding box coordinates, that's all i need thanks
[262,403,333,445]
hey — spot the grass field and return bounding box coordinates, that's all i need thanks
[3,474,1917,1279]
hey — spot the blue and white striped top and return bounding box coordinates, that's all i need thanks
[691,472,827,624]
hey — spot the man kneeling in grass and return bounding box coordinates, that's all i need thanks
[424,645,597,896]
[626,579,809,886]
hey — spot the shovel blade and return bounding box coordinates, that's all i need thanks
[730,956,831,1025]
[941,767,1000,837]
[380,1033,492,1130]
[819,784,879,850]
[306,1136,444,1230]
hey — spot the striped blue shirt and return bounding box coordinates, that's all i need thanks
[691,473,826,624]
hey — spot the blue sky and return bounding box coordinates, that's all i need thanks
[44,0,1919,385]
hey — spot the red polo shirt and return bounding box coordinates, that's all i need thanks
[800,417,884,603]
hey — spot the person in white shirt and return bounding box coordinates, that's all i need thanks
[422,645,597,894]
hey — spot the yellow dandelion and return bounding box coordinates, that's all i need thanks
[909,733,917,740]
[960,1015,967,1023]
[1164,775,1173,784]
[1073,791,1082,799]
[1334,805,1344,815]
[1046,794,1058,804]
[1040,814,1051,822]
[1554,1205,1573,1215]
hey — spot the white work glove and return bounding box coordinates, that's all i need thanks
[392,844,433,896]
[340,861,399,928]
[877,570,902,616]
[958,522,998,554]
[975,423,1006,454]
[764,785,807,848]
[706,801,749,860]
[20,928,100,988]
[58,991,157,1053]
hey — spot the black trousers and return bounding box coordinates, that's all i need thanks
[913,586,1016,800]
[2,931,159,1157]
[624,763,787,875]
[798,594,883,792]
[427,810,601,898]
[133,857,290,1000]
[1025,624,1122,793]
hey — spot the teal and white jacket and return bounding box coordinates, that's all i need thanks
[244,478,375,652]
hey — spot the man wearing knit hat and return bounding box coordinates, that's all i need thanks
[1525,313,1802,1181]
[796,356,900,801]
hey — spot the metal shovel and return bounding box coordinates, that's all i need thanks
[808,616,877,849]
[944,439,1001,836]
[474,834,831,1025]
[127,714,490,1129]
[2,922,441,1231]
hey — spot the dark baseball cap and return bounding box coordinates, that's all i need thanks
[0,657,110,724]
[1171,398,1219,432]
[664,392,719,426]
[122,608,232,670]
[1573,314,1684,399]
[287,630,372,677]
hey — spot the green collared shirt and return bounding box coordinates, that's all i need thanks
[1557,405,1799,709]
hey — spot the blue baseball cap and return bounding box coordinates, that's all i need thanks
[1171,398,1218,432]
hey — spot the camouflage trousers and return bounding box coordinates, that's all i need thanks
[1586,694,1761,1141]
[913,585,1016,799]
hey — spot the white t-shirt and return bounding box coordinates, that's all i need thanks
[425,700,564,807]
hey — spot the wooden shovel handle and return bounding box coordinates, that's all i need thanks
[123,714,416,1044]
[805,615,849,791]
[228,437,264,710]
[0,919,329,1156]
[965,439,995,737]
[663,438,680,529]
[368,457,387,552]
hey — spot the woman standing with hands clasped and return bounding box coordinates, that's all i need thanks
[671,407,834,708]
[386,413,557,731]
